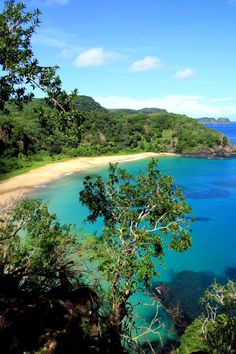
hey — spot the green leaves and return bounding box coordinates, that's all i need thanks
[0,0,85,162]
[0,0,85,138]
[0,0,41,111]
[201,279,236,311]
[80,159,193,333]
[0,198,82,290]
[80,159,193,254]
[178,280,236,353]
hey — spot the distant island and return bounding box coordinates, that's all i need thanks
[196,117,231,124]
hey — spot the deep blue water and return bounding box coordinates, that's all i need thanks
[30,125,236,345]
[205,122,236,145]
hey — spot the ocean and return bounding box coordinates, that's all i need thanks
[205,122,236,145]
[30,123,236,347]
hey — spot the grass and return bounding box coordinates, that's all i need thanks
[0,155,70,181]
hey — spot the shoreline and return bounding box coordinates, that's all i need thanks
[0,152,175,209]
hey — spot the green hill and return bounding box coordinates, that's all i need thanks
[109,107,167,115]
[74,95,107,112]
[0,96,234,175]
[80,110,233,156]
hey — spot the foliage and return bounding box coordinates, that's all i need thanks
[0,198,82,290]
[176,317,210,354]
[0,198,103,353]
[178,280,236,354]
[0,0,85,167]
[0,0,232,179]
[74,95,107,112]
[79,110,230,156]
[201,279,236,311]
[0,96,232,176]
[109,107,167,115]
[0,0,62,111]
[79,159,193,349]
[36,89,85,148]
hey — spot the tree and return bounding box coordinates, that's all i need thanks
[0,0,84,146]
[0,198,83,290]
[177,280,236,354]
[79,159,193,351]
[200,280,236,353]
[0,0,58,111]
[0,198,105,353]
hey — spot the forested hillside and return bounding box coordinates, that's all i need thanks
[1,2,236,353]
[0,96,233,175]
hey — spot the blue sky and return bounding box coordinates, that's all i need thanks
[13,1,236,118]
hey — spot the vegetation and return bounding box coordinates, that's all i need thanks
[0,1,233,176]
[0,0,85,175]
[0,198,82,291]
[177,280,236,353]
[0,1,235,353]
[0,198,102,353]
[109,107,167,115]
[0,97,233,176]
[79,159,193,351]
[0,160,193,352]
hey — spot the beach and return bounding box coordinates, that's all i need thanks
[0,152,173,208]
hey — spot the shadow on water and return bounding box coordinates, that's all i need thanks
[178,183,231,200]
[153,270,214,326]
[145,267,236,353]
[186,216,211,222]
[224,266,236,281]
[184,188,231,199]
[211,179,236,188]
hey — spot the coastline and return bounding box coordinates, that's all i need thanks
[0,152,175,208]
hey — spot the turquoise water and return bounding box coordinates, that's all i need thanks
[30,155,236,347]
[29,122,236,348]
[31,156,236,279]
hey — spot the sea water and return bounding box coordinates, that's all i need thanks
[205,122,236,145]
[30,125,236,347]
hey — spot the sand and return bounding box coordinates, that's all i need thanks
[0,152,175,209]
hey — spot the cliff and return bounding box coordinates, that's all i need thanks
[196,117,231,124]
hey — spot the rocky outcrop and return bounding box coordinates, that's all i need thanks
[197,117,231,124]
[182,138,236,158]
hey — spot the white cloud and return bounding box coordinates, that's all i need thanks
[94,95,236,119]
[33,34,66,49]
[174,68,195,80]
[129,56,162,72]
[74,48,125,67]
[32,29,79,60]
[208,96,234,103]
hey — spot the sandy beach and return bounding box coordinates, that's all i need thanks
[0,152,176,209]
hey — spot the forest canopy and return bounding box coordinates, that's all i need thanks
[0,1,233,177]
[0,1,236,353]
[0,96,233,176]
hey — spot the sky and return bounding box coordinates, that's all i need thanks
[6,0,236,119]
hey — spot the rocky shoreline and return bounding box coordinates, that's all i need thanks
[181,144,236,159]
[181,151,236,159]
